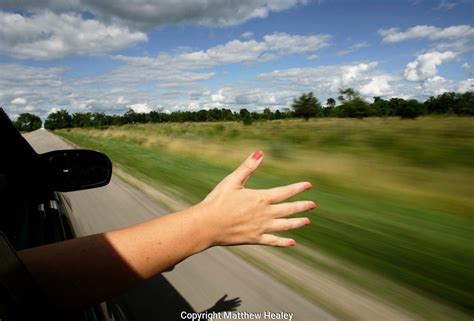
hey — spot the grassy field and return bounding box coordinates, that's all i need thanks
[56,117,474,316]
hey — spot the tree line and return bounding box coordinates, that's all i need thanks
[292,88,473,120]
[12,89,473,131]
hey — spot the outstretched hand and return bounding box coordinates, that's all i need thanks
[199,150,314,247]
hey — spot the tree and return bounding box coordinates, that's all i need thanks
[72,112,93,128]
[425,92,456,114]
[222,108,234,121]
[341,98,371,118]
[370,97,389,116]
[44,109,72,130]
[424,91,474,115]
[292,92,321,120]
[282,108,292,119]
[92,112,110,128]
[322,98,336,117]
[196,109,209,122]
[326,98,336,108]
[396,99,425,119]
[239,108,253,125]
[274,109,282,119]
[452,91,474,115]
[337,88,370,118]
[338,88,357,103]
[263,108,273,120]
[14,113,42,132]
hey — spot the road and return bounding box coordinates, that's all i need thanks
[24,129,336,321]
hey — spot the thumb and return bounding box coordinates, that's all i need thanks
[229,150,264,187]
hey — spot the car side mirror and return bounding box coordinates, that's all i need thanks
[39,149,112,192]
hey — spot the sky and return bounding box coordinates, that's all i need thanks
[0,0,473,120]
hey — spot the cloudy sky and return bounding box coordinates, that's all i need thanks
[0,0,473,119]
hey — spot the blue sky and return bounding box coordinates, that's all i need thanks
[0,0,473,119]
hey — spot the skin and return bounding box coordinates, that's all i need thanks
[18,151,315,310]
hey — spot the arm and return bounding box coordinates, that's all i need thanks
[18,151,314,309]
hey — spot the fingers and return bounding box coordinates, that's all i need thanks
[219,294,228,301]
[228,150,264,187]
[271,201,316,218]
[265,217,310,233]
[259,234,297,247]
[264,182,312,203]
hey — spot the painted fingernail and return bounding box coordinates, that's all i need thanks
[289,240,296,247]
[251,150,263,161]
[305,218,311,225]
[309,202,317,210]
[305,182,312,190]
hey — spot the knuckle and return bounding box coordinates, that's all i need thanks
[254,194,267,205]
[241,163,255,172]
[251,234,261,244]
[302,201,311,211]
[289,203,301,215]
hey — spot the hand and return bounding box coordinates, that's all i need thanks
[199,150,315,247]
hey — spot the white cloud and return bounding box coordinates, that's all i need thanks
[259,61,397,98]
[0,11,148,60]
[209,86,296,109]
[457,78,474,92]
[85,32,330,88]
[0,63,164,119]
[378,25,474,43]
[128,103,152,113]
[359,75,394,97]
[0,64,68,109]
[435,0,473,10]
[420,76,455,96]
[462,62,473,76]
[404,51,457,81]
[241,31,254,39]
[11,97,27,105]
[181,39,268,66]
[336,41,369,56]
[164,32,329,70]
[0,0,307,29]
[306,54,319,61]
[263,32,330,54]
[436,0,458,9]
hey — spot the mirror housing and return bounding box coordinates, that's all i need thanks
[39,149,112,192]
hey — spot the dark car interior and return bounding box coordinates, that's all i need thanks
[0,107,112,320]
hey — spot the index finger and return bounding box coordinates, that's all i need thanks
[263,182,312,203]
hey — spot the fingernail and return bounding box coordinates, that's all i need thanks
[306,218,311,225]
[305,182,312,190]
[309,202,316,210]
[289,240,296,247]
[251,150,263,161]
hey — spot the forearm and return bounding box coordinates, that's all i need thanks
[18,204,212,309]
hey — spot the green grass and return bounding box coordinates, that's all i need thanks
[56,117,474,314]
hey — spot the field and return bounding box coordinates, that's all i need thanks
[56,117,474,318]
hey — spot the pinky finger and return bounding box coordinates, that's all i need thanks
[259,234,297,247]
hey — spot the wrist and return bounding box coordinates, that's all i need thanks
[181,202,219,252]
